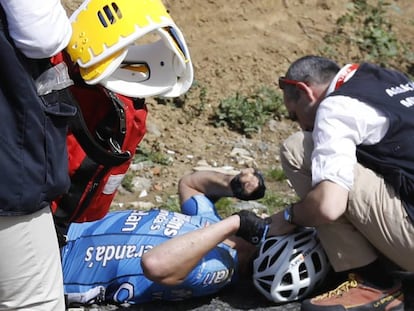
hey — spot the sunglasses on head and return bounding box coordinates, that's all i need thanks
[278,76,304,90]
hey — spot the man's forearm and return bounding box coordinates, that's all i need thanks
[141,215,240,285]
[267,180,349,236]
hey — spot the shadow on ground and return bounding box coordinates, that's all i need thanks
[115,280,301,311]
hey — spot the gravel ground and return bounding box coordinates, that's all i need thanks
[67,280,301,311]
[67,273,414,311]
[66,271,353,311]
[127,281,301,311]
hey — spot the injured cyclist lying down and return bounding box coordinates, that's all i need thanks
[61,169,331,306]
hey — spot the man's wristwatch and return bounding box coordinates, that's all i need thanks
[283,204,295,224]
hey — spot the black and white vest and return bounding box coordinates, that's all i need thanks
[331,63,414,220]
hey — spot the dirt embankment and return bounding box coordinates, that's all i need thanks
[62,0,414,208]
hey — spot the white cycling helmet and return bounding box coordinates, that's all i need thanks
[66,0,193,98]
[253,228,330,303]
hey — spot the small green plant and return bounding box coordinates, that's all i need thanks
[214,197,238,217]
[134,143,172,166]
[153,80,208,122]
[211,86,286,137]
[265,167,287,182]
[121,171,135,192]
[159,195,180,212]
[259,192,294,214]
[322,0,413,72]
[185,80,208,117]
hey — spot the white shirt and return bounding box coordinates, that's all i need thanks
[311,64,390,190]
[1,0,72,58]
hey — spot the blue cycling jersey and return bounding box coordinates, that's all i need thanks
[62,195,239,305]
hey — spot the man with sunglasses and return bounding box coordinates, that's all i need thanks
[234,55,414,310]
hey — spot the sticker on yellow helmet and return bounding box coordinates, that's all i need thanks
[67,0,173,68]
[66,0,193,98]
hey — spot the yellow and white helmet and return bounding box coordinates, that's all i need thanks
[66,0,193,98]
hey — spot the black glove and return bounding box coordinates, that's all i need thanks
[234,210,272,245]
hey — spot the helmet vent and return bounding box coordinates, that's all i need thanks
[268,241,287,267]
[295,240,308,249]
[295,230,311,241]
[257,280,271,292]
[298,262,308,280]
[280,273,294,298]
[298,287,307,296]
[280,290,293,298]
[311,253,323,273]
[281,272,292,285]
[262,238,277,253]
[98,3,123,27]
[253,228,331,303]
[258,256,269,272]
